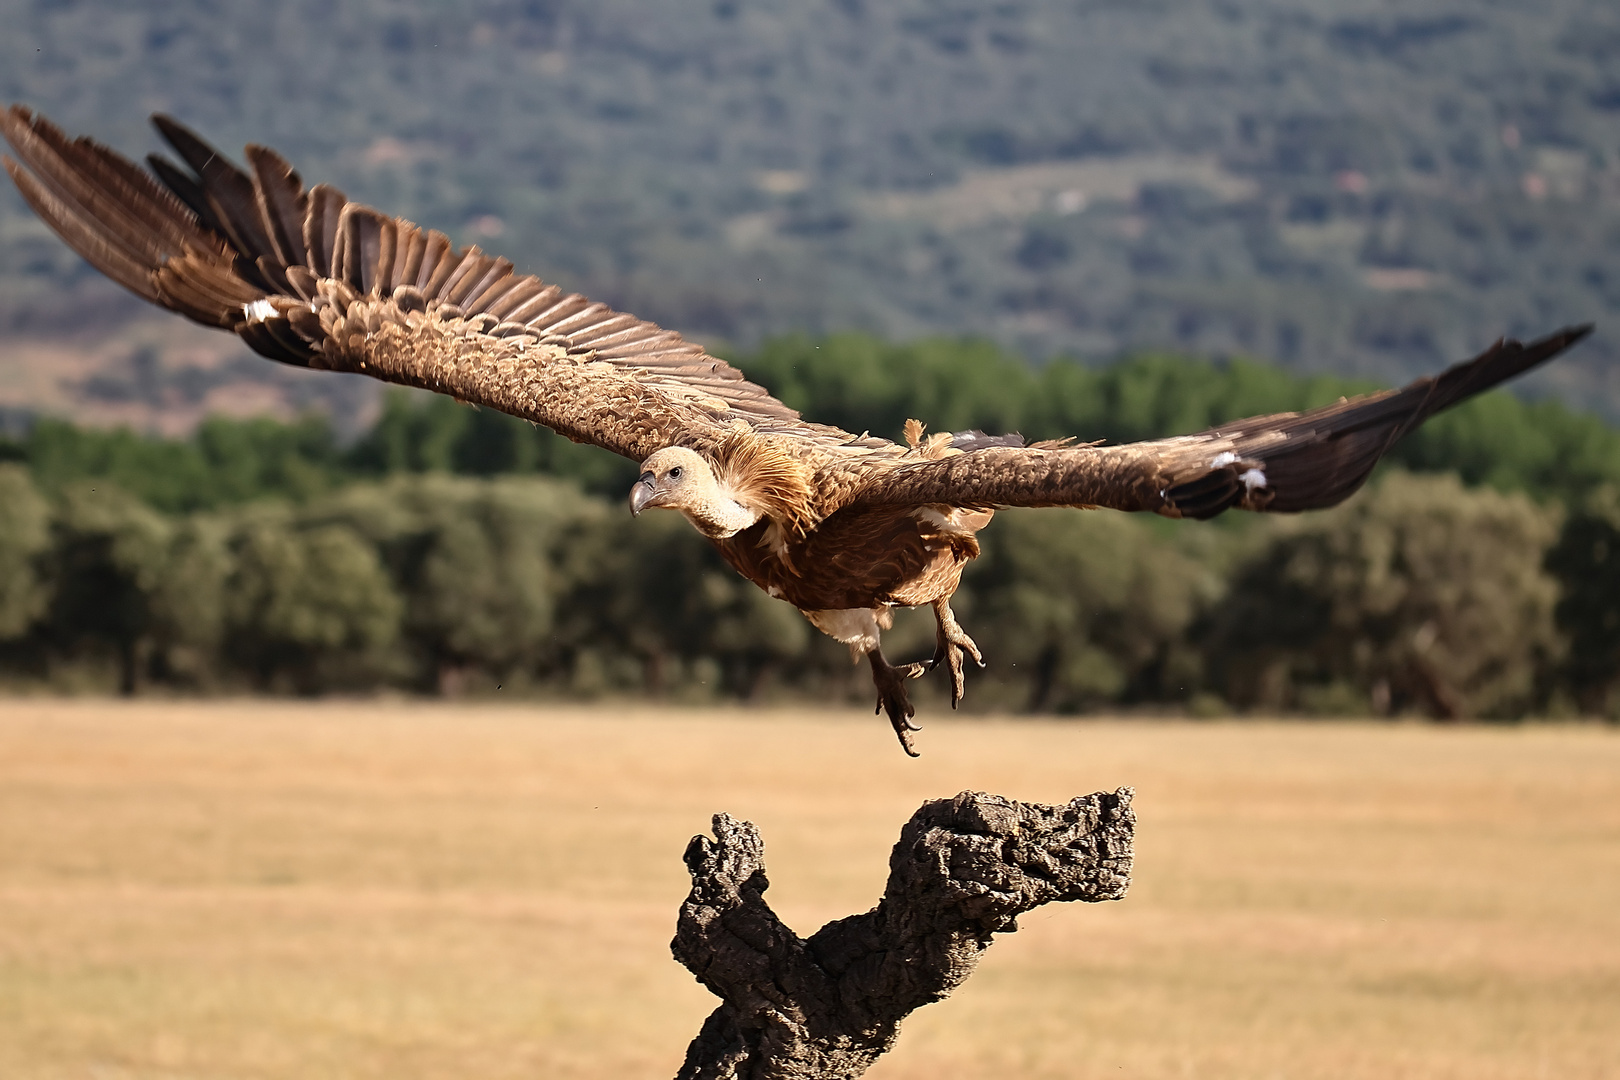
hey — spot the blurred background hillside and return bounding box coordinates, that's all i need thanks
[3,0,1620,424]
[1,0,1617,716]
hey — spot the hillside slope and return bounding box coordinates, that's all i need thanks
[2,0,1616,421]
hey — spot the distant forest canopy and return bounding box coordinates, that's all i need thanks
[4,334,1620,512]
[1,0,1617,417]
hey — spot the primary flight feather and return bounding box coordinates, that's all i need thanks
[2,105,1592,753]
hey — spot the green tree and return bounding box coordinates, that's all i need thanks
[1545,486,1620,717]
[21,414,342,512]
[43,483,172,693]
[309,474,605,692]
[224,515,403,693]
[0,464,50,641]
[1204,472,1563,718]
[345,391,635,494]
[550,505,813,699]
[146,516,232,688]
[959,508,1213,712]
[189,414,341,506]
[687,568,813,699]
[1394,395,1620,506]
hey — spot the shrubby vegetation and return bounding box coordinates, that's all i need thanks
[1,336,1615,718]
[1545,486,1620,716]
[1202,473,1564,719]
[958,508,1216,713]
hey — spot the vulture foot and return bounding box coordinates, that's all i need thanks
[927,599,984,709]
[868,649,926,757]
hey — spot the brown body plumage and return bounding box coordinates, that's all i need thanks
[3,105,1593,754]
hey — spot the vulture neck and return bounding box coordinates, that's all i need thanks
[680,484,763,540]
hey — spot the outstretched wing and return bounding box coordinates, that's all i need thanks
[830,326,1592,519]
[1,105,883,463]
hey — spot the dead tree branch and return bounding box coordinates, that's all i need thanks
[671,787,1135,1080]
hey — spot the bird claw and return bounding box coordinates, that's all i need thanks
[869,652,925,756]
[926,603,984,709]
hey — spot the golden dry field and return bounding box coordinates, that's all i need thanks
[1,700,1617,1080]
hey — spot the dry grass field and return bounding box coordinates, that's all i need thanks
[1,700,1617,1080]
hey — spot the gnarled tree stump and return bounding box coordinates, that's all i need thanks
[672,788,1135,1079]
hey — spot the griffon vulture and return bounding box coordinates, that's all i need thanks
[2,106,1592,753]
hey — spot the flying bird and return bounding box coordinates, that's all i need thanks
[2,106,1592,754]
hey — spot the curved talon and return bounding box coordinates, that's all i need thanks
[929,599,984,710]
[894,727,920,757]
[868,650,925,756]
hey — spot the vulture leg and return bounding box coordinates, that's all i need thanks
[927,598,984,709]
[868,648,926,757]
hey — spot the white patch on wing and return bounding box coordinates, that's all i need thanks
[243,299,278,322]
[1240,468,1268,490]
[1211,451,1238,468]
[804,607,886,657]
[767,585,783,598]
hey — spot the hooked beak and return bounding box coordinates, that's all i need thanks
[629,471,657,516]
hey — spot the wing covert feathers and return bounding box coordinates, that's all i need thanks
[1,104,874,464]
[829,325,1593,519]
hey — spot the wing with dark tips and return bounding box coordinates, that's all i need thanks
[1,104,886,462]
[833,326,1594,518]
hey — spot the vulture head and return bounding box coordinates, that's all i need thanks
[629,446,763,539]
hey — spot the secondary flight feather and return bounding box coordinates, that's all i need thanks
[2,106,1592,753]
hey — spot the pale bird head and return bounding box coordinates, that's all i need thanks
[629,446,715,517]
[629,446,761,539]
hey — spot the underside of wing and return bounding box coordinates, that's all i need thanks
[1,105,883,463]
[831,326,1593,518]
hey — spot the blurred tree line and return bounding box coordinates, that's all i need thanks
[1,335,1617,719]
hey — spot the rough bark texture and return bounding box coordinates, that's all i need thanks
[671,787,1135,1080]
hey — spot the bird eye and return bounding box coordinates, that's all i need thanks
[669,466,683,480]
